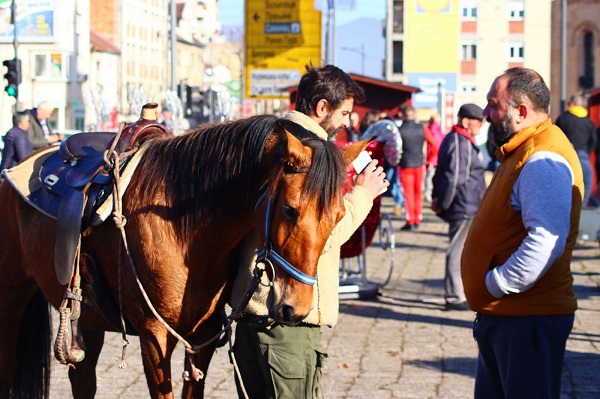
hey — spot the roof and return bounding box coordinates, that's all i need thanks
[90,28,120,54]
[348,73,421,94]
[286,73,421,95]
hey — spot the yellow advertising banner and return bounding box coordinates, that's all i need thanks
[404,0,459,73]
[245,0,322,99]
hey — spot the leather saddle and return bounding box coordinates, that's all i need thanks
[33,103,173,285]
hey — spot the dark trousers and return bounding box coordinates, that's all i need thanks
[577,150,592,206]
[473,313,574,399]
[445,218,471,304]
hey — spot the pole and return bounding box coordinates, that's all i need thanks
[332,0,336,65]
[361,42,365,75]
[11,0,19,109]
[560,0,567,112]
[170,0,177,92]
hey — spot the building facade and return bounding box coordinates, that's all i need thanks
[384,0,551,130]
[550,0,600,119]
[0,0,91,133]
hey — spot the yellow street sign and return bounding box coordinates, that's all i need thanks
[245,0,322,99]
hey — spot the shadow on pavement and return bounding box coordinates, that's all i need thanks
[338,300,473,330]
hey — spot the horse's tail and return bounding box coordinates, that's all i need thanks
[10,289,51,399]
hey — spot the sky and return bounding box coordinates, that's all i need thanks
[217,0,387,78]
[218,0,386,28]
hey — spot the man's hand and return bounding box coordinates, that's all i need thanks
[354,159,389,199]
[47,133,65,144]
[431,198,442,214]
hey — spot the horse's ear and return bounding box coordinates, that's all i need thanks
[280,129,312,170]
[341,137,374,167]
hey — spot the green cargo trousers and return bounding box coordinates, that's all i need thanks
[233,320,327,399]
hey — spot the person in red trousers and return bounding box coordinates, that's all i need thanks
[397,104,438,230]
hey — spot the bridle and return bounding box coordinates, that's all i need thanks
[254,185,317,286]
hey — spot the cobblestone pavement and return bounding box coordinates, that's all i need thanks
[49,197,600,398]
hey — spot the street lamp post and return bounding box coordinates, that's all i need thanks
[341,43,365,75]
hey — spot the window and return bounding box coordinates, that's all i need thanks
[580,31,595,88]
[393,0,404,34]
[33,52,71,81]
[461,83,477,93]
[508,2,524,20]
[461,43,477,60]
[461,6,477,19]
[508,43,524,61]
[393,41,403,74]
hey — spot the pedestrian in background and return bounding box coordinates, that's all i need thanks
[398,104,437,230]
[424,112,444,203]
[431,104,486,311]
[359,109,404,216]
[346,111,360,142]
[1,111,32,171]
[26,101,64,150]
[462,67,582,398]
[555,93,596,207]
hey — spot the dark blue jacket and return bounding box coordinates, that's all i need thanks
[1,126,33,170]
[432,126,486,222]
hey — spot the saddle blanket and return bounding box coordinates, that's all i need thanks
[2,144,147,226]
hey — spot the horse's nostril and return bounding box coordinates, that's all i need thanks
[282,305,296,322]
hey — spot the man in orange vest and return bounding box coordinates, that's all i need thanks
[462,68,583,398]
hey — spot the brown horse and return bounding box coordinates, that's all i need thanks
[0,115,368,399]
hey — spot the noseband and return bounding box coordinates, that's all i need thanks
[255,186,317,286]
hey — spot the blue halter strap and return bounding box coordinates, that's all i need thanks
[255,191,317,286]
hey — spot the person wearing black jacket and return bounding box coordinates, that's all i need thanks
[432,104,486,311]
[0,111,32,171]
[555,94,596,207]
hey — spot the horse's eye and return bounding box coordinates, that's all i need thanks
[283,204,298,220]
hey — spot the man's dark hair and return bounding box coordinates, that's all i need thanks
[503,67,550,113]
[13,111,29,126]
[295,64,365,116]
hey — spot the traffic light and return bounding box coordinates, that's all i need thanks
[3,58,21,98]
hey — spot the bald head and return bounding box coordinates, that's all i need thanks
[37,101,53,120]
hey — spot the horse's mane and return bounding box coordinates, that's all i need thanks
[128,115,346,238]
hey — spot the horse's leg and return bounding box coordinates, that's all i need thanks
[139,320,178,399]
[180,312,223,399]
[0,286,50,399]
[68,327,105,399]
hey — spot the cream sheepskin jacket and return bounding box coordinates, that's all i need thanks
[230,111,373,326]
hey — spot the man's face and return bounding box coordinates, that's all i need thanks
[38,107,53,120]
[19,117,30,130]
[320,98,354,139]
[466,118,484,137]
[483,76,517,147]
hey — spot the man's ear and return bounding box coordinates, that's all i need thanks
[314,99,329,119]
[517,103,528,122]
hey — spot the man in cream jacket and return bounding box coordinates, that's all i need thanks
[231,65,387,399]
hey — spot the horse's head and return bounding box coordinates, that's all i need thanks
[256,122,372,325]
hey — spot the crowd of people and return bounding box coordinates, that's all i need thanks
[0,65,595,399]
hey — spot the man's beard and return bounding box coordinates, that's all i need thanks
[489,113,515,147]
[320,113,344,140]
